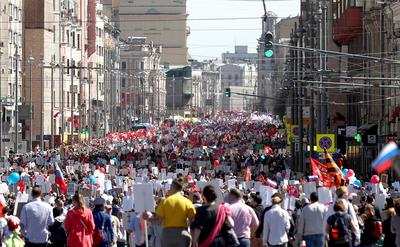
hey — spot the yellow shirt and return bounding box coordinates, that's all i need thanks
[156,192,196,228]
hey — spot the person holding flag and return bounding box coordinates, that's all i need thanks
[324,150,343,187]
[55,164,67,194]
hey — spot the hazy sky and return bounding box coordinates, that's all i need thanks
[187,0,300,61]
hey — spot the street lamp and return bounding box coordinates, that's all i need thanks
[50,58,56,150]
[28,51,34,152]
[38,56,45,151]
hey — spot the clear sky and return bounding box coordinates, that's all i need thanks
[187,0,300,61]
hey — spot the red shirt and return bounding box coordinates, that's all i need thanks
[65,207,95,247]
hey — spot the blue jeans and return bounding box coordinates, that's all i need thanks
[304,234,325,247]
[238,238,251,247]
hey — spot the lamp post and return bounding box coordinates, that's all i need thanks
[50,58,56,149]
[39,56,44,151]
[0,47,3,156]
[297,23,306,172]
[14,47,20,153]
[28,51,34,152]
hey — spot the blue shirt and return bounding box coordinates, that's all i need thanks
[128,213,144,246]
[20,198,54,244]
[93,209,114,246]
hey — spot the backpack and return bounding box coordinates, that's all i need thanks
[329,214,352,245]
[372,220,383,238]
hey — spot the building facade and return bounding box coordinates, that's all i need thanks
[0,0,23,153]
[118,0,189,65]
[222,46,258,64]
[120,37,166,125]
[219,63,257,111]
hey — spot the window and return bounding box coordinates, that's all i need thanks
[77,34,80,49]
[14,7,17,20]
[67,59,70,74]
[66,30,69,45]
[8,30,12,44]
[8,4,12,18]
[122,77,126,88]
[140,62,144,70]
[18,9,21,21]
[72,31,75,47]
[121,61,126,71]
[53,25,56,43]
[67,92,70,107]
[53,0,56,11]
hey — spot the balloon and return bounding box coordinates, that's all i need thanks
[89,175,96,185]
[371,175,380,184]
[213,160,220,166]
[110,159,115,165]
[342,168,348,177]
[98,167,105,174]
[7,172,20,185]
[349,176,357,185]
[345,169,355,180]
[354,179,362,188]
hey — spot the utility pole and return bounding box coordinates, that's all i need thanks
[28,51,34,152]
[39,56,44,151]
[88,70,92,141]
[50,58,55,150]
[14,47,19,153]
[96,69,99,138]
[60,63,65,157]
[298,23,305,172]
[0,48,3,156]
[172,75,175,118]
[71,64,74,145]
[78,67,82,144]
[320,0,327,133]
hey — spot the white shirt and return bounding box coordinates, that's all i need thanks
[20,198,54,244]
[263,204,291,245]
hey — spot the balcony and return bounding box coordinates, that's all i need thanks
[333,7,363,46]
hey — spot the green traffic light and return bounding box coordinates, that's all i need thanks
[264,49,274,58]
[354,133,362,142]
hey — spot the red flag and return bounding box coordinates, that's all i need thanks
[244,167,251,181]
[310,157,336,188]
[17,179,25,193]
[310,158,325,180]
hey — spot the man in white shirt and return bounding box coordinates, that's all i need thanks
[263,194,291,247]
[298,192,327,247]
[20,186,54,247]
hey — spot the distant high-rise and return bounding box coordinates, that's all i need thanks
[118,0,189,65]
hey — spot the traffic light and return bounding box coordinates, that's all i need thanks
[264,31,274,58]
[224,88,231,97]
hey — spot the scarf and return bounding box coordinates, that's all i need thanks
[199,204,227,247]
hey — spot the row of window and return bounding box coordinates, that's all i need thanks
[62,28,81,49]
[8,3,22,22]
[8,31,22,46]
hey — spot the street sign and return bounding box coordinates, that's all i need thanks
[345,126,357,138]
[303,106,311,125]
[367,135,377,144]
[316,134,335,153]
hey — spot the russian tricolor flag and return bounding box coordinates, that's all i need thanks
[267,178,277,188]
[55,164,67,194]
[308,175,319,182]
[372,142,400,173]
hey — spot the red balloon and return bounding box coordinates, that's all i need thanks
[371,175,380,184]
[345,169,355,180]
[98,167,105,174]
[213,160,220,166]
[187,175,193,182]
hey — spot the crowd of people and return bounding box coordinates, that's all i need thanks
[0,111,398,247]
